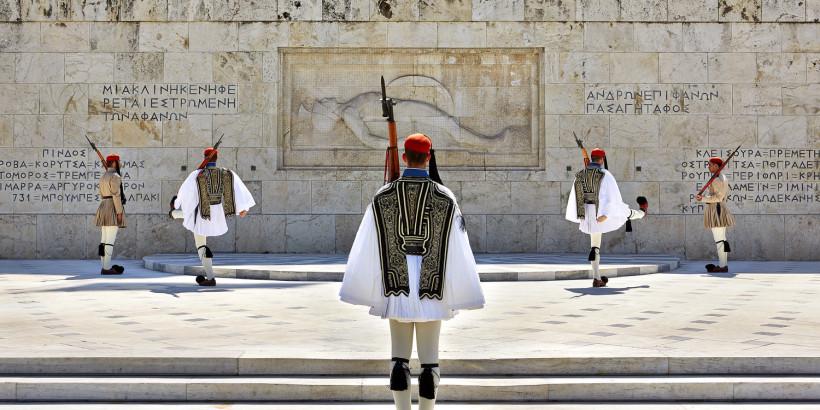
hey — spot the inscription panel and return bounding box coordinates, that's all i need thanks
[280,48,543,169]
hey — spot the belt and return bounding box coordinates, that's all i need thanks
[102,196,113,199]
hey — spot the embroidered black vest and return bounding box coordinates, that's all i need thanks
[195,167,236,220]
[372,177,456,300]
[574,168,604,219]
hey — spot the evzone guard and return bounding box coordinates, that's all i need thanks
[94,153,127,275]
[696,156,736,273]
[170,147,255,286]
[565,148,648,287]
[340,134,485,410]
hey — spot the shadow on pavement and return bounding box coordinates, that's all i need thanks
[564,284,651,298]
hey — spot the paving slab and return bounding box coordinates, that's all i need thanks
[142,253,680,282]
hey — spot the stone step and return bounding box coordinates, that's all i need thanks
[2,375,820,402]
[2,356,819,376]
[142,253,680,282]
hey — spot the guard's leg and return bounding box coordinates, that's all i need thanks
[589,233,603,285]
[711,227,729,269]
[416,320,441,410]
[99,227,119,274]
[389,320,413,410]
[194,234,215,285]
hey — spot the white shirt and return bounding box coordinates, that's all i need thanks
[173,168,256,237]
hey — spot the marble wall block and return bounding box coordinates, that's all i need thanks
[121,0,168,21]
[334,213,361,254]
[732,84,782,115]
[584,22,634,51]
[41,23,90,52]
[139,22,189,51]
[288,21,339,46]
[36,214,86,258]
[311,181,362,214]
[758,115,808,146]
[322,0,369,21]
[630,215,686,255]
[533,22,584,50]
[544,84,584,114]
[0,53,13,82]
[525,0,574,20]
[14,115,63,147]
[64,115,112,147]
[660,181,697,214]
[137,214,189,255]
[338,22,388,47]
[719,0,763,21]
[262,180,310,214]
[0,0,20,21]
[807,54,819,82]
[487,215,538,252]
[632,148,682,181]
[69,0,121,21]
[461,214,486,253]
[472,0,524,21]
[763,0,806,21]
[756,53,807,83]
[557,52,610,82]
[236,147,279,181]
[66,53,115,83]
[708,53,757,82]
[536,214,587,253]
[15,53,64,83]
[730,22,781,51]
[213,114,261,146]
[669,0,719,21]
[417,0,471,21]
[0,115,11,147]
[0,84,39,114]
[782,23,820,52]
[810,115,820,146]
[285,214,335,252]
[0,215,36,258]
[213,51,262,82]
[732,215,786,259]
[620,0,668,21]
[682,23,732,51]
[167,0,238,21]
[40,84,88,115]
[611,115,660,147]
[112,119,162,147]
[708,115,757,146]
[236,0,278,20]
[20,0,68,20]
[236,215,286,253]
[239,22,289,50]
[635,23,682,52]
[576,0,620,21]
[785,216,820,260]
[0,23,39,52]
[163,52,212,82]
[610,53,659,83]
[387,22,436,47]
[460,181,511,214]
[660,53,708,83]
[511,181,561,214]
[278,0,321,20]
[369,0,418,21]
[558,114,609,148]
[437,22,486,47]
[114,53,164,82]
[138,148,188,180]
[660,115,709,146]
[782,84,820,114]
[190,22,239,51]
[809,0,820,21]
[90,23,139,52]
[486,22,536,47]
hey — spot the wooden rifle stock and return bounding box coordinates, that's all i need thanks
[381,76,400,183]
[573,131,590,167]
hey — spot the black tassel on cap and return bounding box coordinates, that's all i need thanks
[389,358,410,391]
[429,148,443,185]
[419,363,438,400]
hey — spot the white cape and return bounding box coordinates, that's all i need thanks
[340,184,485,322]
[173,169,256,237]
[565,169,632,234]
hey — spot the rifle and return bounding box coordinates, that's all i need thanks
[572,130,591,167]
[197,134,224,170]
[381,76,400,183]
[697,145,742,196]
[85,135,108,170]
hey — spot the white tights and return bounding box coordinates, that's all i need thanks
[100,226,118,270]
[589,233,602,280]
[390,320,441,410]
[711,227,729,267]
[194,234,214,280]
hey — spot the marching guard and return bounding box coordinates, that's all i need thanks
[340,134,485,410]
[697,156,735,273]
[170,147,255,286]
[565,148,648,287]
[95,153,126,275]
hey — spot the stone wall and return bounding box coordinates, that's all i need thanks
[0,0,818,260]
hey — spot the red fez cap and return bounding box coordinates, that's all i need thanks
[404,133,432,154]
[708,157,723,167]
[106,154,120,163]
[590,148,606,158]
[204,147,218,157]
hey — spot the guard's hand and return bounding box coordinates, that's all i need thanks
[695,194,703,201]
[116,213,123,225]
[239,210,248,218]
[596,215,608,223]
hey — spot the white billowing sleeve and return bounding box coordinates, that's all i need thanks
[231,171,256,213]
[339,205,387,313]
[443,203,485,311]
[174,171,201,232]
[597,171,631,221]
[565,181,581,223]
